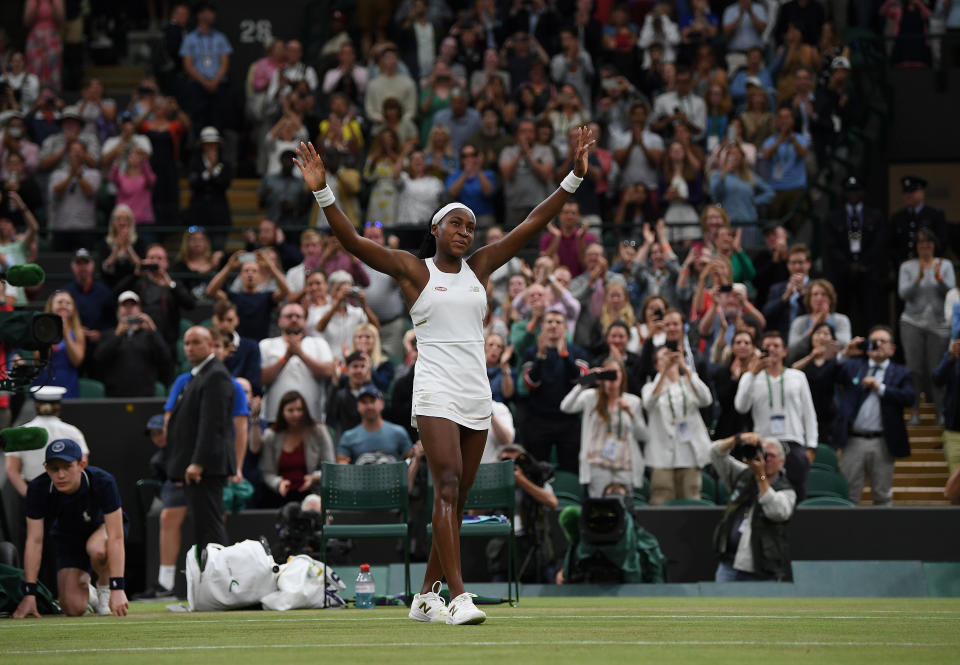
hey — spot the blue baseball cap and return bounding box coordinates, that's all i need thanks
[145,414,165,432]
[357,384,383,400]
[45,439,83,463]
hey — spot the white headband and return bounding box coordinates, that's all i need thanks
[430,202,476,227]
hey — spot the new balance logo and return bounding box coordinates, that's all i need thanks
[419,601,428,613]
[450,605,457,615]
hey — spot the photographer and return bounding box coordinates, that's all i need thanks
[834,327,914,506]
[642,345,713,504]
[711,432,796,582]
[93,291,173,397]
[489,444,558,584]
[560,359,647,498]
[734,330,818,500]
[558,482,667,584]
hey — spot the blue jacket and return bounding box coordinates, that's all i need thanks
[832,357,914,457]
[932,352,960,431]
[762,279,807,339]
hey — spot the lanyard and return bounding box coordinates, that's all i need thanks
[667,383,687,423]
[765,371,785,410]
[606,408,623,439]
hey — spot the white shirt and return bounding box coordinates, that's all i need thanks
[641,374,712,469]
[480,401,515,464]
[259,335,334,423]
[611,128,665,189]
[309,304,368,362]
[651,90,707,140]
[560,385,647,488]
[734,368,819,448]
[8,415,90,482]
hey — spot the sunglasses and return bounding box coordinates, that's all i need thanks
[364,221,383,229]
[187,225,205,233]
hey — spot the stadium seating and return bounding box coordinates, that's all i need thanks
[799,496,856,507]
[812,445,840,472]
[77,378,106,399]
[552,470,586,507]
[806,469,850,500]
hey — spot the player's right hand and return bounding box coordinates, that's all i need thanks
[13,595,41,619]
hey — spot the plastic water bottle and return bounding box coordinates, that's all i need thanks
[355,563,375,609]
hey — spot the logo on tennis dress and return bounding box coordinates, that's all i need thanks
[434,286,447,291]
[82,510,91,523]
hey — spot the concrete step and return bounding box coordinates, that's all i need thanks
[895,460,952,473]
[892,473,950,484]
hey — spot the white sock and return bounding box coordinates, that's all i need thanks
[158,565,175,590]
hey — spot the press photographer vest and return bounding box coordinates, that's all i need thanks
[713,468,793,581]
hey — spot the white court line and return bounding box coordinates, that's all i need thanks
[3,613,959,630]
[5,639,960,656]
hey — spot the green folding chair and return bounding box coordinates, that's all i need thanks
[77,378,105,398]
[700,468,730,505]
[812,445,839,472]
[319,462,411,605]
[427,460,519,606]
[799,496,855,507]
[806,468,850,500]
[552,469,585,507]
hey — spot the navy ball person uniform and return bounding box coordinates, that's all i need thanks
[26,445,128,571]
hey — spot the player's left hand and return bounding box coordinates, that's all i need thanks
[110,590,129,617]
[572,126,597,178]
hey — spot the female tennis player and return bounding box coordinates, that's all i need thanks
[295,128,594,624]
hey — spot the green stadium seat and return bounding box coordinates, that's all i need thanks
[700,468,730,505]
[552,470,585,506]
[812,445,839,472]
[319,462,410,604]
[77,378,105,399]
[806,468,850,500]
[799,496,856,507]
[154,381,167,397]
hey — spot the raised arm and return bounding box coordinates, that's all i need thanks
[469,127,596,282]
[295,142,423,284]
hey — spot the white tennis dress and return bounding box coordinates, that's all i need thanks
[410,257,492,430]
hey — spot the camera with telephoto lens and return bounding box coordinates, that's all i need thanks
[732,437,766,462]
[514,451,554,487]
[579,370,618,388]
[858,339,880,352]
[274,501,350,562]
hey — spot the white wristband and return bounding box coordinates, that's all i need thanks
[313,186,335,207]
[560,171,583,194]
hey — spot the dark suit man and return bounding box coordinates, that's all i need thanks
[165,326,234,551]
[932,340,960,479]
[763,244,813,338]
[889,175,948,268]
[822,176,887,334]
[834,326,915,506]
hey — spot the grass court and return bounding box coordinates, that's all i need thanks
[2,597,959,664]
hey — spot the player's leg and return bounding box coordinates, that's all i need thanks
[456,426,488,516]
[416,415,464,597]
[86,524,113,615]
[57,567,91,616]
[444,425,489,625]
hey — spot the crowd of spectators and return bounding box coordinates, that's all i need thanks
[1,2,958,544]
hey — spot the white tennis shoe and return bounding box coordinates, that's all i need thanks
[408,581,448,623]
[445,592,486,625]
[96,586,111,615]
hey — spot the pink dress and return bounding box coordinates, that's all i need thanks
[110,162,157,225]
[24,0,62,90]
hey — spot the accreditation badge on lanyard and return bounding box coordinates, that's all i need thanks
[668,384,690,442]
[766,371,786,436]
[201,35,216,71]
[601,410,623,461]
